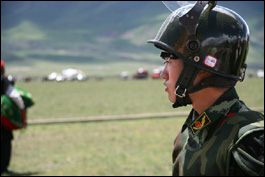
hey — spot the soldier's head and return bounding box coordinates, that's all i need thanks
[148,1,249,108]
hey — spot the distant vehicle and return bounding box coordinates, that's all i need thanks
[47,72,58,81]
[55,75,66,82]
[23,76,32,82]
[75,74,87,81]
[257,70,264,78]
[152,68,162,79]
[62,68,78,80]
[121,71,129,80]
[44,68,87,82]
[133,68,148,79]
[62,68,87,81]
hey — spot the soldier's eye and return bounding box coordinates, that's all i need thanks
[163,60,169,64]
[163,58,171,65]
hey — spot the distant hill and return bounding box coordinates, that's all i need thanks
[1,1,264,76]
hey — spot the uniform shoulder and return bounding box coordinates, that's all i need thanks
[226,110,264,128]
[228,111,264,176]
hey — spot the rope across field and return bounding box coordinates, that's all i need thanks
[28,107,264,125]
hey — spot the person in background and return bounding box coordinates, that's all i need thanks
[1,60,26,174]
[148,1,264,176]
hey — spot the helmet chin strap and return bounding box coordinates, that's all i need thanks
[188,76,237,94]
[172,94,192,108]
[172,62,199,108]
[172,63,237,108]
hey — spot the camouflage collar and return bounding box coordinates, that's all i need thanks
[181,88,240,137]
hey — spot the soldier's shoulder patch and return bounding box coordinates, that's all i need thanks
[190,112,212,135]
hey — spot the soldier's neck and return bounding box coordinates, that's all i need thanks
[189,87,228,115]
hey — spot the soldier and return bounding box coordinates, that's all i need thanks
[148,1,264,176]
[1,60,26,174]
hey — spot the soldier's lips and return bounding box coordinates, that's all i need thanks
[163,82,169,93]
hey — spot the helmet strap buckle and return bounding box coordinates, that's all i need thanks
[174,63,199,99]
[175,85,187,98]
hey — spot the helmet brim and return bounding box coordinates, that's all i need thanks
[147,39,241,81]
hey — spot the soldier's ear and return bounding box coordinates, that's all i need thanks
[198,70,214,78]
[193,70,215,85]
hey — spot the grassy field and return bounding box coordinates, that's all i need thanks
[4,78,264,176]
[15,77,265,120]
[16,79,192,120]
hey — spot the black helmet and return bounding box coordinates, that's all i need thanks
[148,1,250,108]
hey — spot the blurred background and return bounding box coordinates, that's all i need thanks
[1,1,264,176]
[1,1,264,80]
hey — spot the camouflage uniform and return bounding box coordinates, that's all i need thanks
[172,88,264,176]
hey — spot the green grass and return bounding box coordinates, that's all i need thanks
[11,118,182,176]
[15,79,187,120]
[4,78,264,176]
[16,78,264,120]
